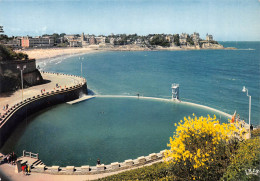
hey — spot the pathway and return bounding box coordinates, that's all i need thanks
[0,72,84,118]
[0,159,163,181]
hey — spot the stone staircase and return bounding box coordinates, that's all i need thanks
[31,159,44,168]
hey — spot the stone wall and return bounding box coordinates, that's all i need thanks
[0,59,36,75]
[31,150,165,175]
[0,59,43,93]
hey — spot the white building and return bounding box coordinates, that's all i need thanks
[206,34,213,41]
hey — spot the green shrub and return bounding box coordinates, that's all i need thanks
[222,137,260,181]
[97,162,175,180]
[0,44,28,61]
[251,128,260,138]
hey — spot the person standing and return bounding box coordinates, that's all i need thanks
[6,154,10,164]
[26,164,30,176]
[97,158,101,165]
[22,164,26,175]
[12,152,17,165]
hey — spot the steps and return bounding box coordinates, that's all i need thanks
[32,159,44,168]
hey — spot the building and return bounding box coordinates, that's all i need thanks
[192,32,200,44]
[64,35,78,41]
[95,36,106,44]
[69,40,82,47]
[206,34,213,41]
[166,35,174,43]
[109,37,115,45]
[81,33,85,42]
[5,38,21,48]
[21,36,54,48]
[89,37,96,45]
[134,38,143,45]
[179,33,188,45]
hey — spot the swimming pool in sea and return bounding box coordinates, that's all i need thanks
[0,97,229,166]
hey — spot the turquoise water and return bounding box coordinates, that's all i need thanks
[1,42,259,166]
[43,42,260,124]
[1,97,228,166]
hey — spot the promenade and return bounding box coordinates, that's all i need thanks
[0,72,84,118]
[0,159,163,181]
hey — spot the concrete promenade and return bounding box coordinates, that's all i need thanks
[0,72,84,118]
[0,159,163,181]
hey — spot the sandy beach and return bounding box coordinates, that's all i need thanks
[16,47,99,61]
[16,44,229,62]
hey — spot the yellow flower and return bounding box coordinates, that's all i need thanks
[165,114,242,170]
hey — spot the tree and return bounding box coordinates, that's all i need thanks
[187,35,194,45]
[52,33,60,44]
[60,33,66,37]
[0,26,4,33]
[222,135,260,181]
[150,34,170,47]
[105,37,110,43]
[0,44,29,61]
[165,115,242,181]
[173,34,180,46]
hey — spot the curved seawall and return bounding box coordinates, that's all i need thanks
[95,95,232,118]
[0,72,87,148]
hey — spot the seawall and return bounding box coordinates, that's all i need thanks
[0,72,87,148]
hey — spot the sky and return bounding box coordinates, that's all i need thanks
[0,0,259,41]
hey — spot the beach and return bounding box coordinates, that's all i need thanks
[16,44,229,62]
[16,47,99,61]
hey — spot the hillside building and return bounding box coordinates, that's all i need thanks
[206,34,213,41]
[21,36,54,48]
[179,33,188,45]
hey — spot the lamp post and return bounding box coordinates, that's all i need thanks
[242,86,251,136]
[17,65,26,101]
[79,57,84,77]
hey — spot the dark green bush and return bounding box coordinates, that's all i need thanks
[97,162,176,180]
[222,137,260,181]
[0,44,28,61]
[251,128,260,138]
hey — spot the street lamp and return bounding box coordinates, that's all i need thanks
[17,65,26,101]
[242,86,251,136]
[79,57,84,77]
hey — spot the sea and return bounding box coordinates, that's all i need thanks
[1,41,259,166]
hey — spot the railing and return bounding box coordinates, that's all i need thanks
[23,150,39,159]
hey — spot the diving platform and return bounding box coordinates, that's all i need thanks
[67,95,95,104]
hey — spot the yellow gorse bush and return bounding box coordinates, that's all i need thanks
[165,114,241,170]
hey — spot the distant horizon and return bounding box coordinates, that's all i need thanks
[0,0,259,41]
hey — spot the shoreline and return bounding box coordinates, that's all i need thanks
[16,46,236,62]
[16,47,102,63]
